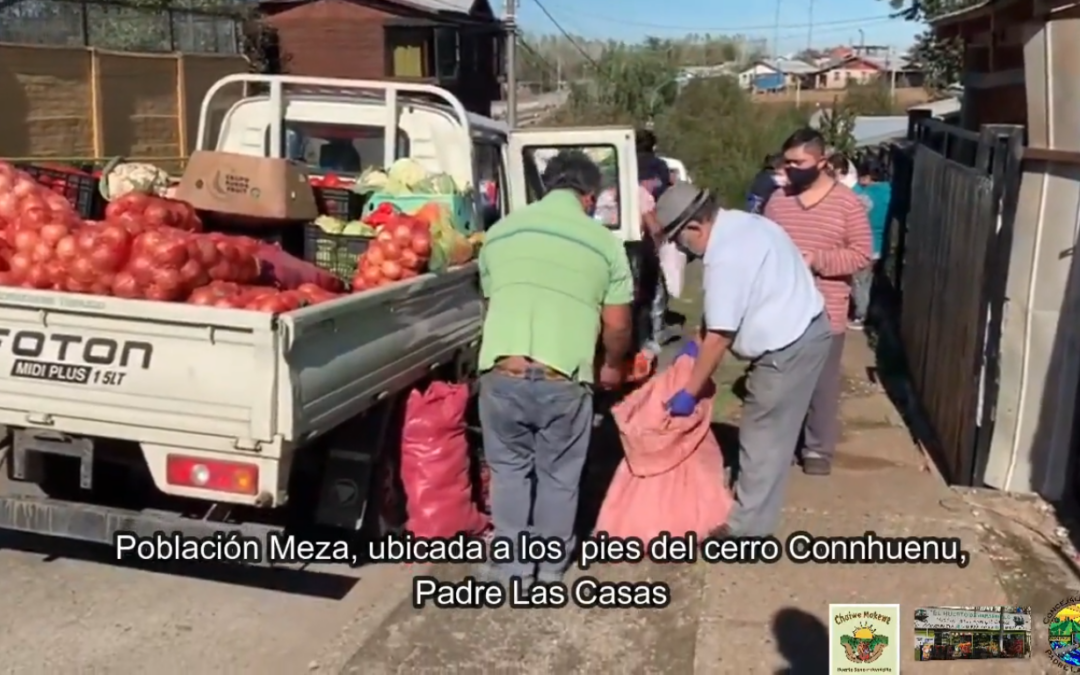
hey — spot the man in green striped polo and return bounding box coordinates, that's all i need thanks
[477,150,634,586]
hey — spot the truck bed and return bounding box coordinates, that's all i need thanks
[0,266,482,458]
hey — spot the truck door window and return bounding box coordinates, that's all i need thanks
[522,145,621,229]
[266,123,410,175]
[475,142,505,228]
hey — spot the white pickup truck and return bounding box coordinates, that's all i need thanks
[0,74,644,556]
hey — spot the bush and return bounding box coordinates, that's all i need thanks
[654,77,808,206]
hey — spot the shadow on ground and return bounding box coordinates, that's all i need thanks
[772,607,829,675]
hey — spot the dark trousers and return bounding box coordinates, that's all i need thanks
[478,369,592,579]
[802,333,846,461]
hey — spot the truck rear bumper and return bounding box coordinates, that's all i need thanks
[0,493,279,551]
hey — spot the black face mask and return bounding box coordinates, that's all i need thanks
[786,166,821,193]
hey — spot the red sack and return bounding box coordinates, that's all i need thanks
[401,382,489,537]
[255,243,344,293]
[595,356,732,542]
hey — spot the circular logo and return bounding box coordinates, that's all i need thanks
[1046,598,1080,670]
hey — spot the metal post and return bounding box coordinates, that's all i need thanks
[504,0,517,128]
[889,46,897,100]
[772,0,782,61]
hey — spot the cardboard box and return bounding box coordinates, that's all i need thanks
[175,151,318,221]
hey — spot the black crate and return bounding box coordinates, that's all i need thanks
[313,186,364,221]
[303,223,371,280]
[20,165,104,219]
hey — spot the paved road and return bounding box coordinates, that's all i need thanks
[0,531,417,673]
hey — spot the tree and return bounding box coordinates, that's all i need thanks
[906,30,962,93]
[882,0,969,92]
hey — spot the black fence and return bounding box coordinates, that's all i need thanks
[880,114,1024,486]
[0,0,242,53]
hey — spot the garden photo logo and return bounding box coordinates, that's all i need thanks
[829,604,900,674]
[1046,596,1080,671]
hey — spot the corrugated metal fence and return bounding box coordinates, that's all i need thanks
[884,117,1023,485]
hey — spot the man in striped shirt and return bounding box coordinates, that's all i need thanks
[765,128,872,476]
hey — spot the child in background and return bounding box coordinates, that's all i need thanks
[849,158,892,329]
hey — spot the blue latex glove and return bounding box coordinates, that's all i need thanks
[667,389,697,417]
[678,340,699,360]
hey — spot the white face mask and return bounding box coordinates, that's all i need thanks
[839,173,858,188]
[773,173,788,187]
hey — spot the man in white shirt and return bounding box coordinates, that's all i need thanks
[655,182,832,536]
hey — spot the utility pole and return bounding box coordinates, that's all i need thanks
[889,45,897,100]
[858,29,865,56]
[504,0,517,128]
[807,0,814,51]
[772,0,782,61]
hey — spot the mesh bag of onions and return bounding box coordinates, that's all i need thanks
[351,217,433,291]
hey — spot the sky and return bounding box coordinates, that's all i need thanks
[512,0,924,56]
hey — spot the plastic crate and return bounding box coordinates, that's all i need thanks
[313,186,364,221]
[303,224,371,280]
[20,164,103,219]
[361,192,475,234]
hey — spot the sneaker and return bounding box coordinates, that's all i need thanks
[848,319,865,331]
[802,457,832,476]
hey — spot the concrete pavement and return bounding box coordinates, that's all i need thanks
[340,332,1053,673]
[0,332,1065,673]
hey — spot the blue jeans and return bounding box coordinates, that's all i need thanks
[646,278,668,354]
[478,369,592,580]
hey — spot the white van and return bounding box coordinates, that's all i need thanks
[662,157,692,184]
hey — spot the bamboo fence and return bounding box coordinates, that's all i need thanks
[0,43,247,171]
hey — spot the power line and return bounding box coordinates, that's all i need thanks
[518,37,561,78]
[528,0,601,70]
[531,5,903,33]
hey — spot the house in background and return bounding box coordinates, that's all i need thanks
[810,54,924,89]
[258,0,504,116]
[738,58,817,91]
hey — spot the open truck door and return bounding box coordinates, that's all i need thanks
[506,127,640,242]
[506,127,660,377]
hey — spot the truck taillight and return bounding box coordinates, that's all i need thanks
[166,455,258,495]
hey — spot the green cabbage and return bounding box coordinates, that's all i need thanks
[387,158,429,189]
[353,168,388,195]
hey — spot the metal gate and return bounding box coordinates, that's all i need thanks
[889,119,1023,485]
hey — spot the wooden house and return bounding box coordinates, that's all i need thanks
[258,0,505,116]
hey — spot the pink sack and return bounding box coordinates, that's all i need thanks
[255,242,344,293]
[595,356,732,542]
[401,382,489,538]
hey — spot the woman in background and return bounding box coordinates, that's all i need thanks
[827,153,858,189]
[849,158,892,329]
[746,153,787,214]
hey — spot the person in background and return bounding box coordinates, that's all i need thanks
[849,158,892,329]
[747,153,787,214]
[638,156,668,365]
[827,153,858,189]
[765,128,872,477]
[656,182,830,536]
[476,150,633,586]
[636,129,672,191]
